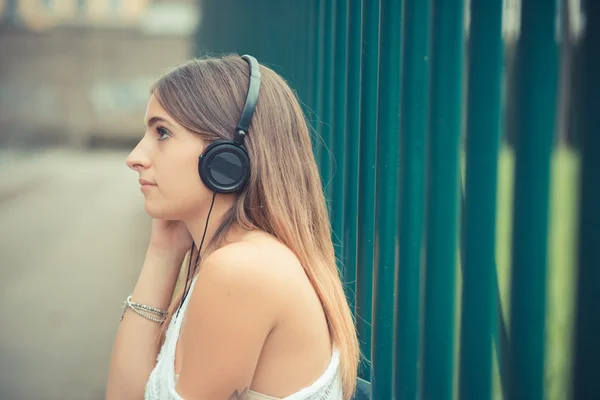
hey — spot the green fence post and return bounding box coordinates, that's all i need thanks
[195,0,211,55]
[371,0,402,398]
[332,0,349,274]
[271,1,295,81]
[458,1,503,399]
[343,0,362,315]
[572,1,600,398]
[306,0,317,123]
[313,0,325,169]
[356,0,380,381]
[320,0,336,199]
[508,1,559,399]
[288,1,303,105]
[394,0,430,398]
[294,1,313,111]
[289,1,300,95]
[235,1,255,56]
[421,0,464,398]
[250,0,271,65]
[196,0,227,54]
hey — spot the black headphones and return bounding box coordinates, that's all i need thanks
[197,55,261,194]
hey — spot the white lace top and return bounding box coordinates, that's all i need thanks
[144,275,344,400]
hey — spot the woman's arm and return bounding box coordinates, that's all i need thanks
[174,244,280,400]
[106,246,184,400]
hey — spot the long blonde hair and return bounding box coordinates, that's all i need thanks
[152,54,359,398]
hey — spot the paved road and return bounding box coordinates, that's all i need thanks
[0,148,152,400]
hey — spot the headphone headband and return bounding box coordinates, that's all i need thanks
[234,55,261,145]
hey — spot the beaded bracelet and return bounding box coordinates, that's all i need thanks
[120,295,168,324]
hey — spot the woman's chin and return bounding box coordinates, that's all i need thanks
[144,201,183,221]
[144,201,166,219]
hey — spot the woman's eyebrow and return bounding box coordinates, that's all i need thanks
[146,116,175,128]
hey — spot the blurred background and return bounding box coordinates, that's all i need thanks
[0,0,197,399]
[0,1,598,400]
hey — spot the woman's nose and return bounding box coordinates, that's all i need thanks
[126,140,151,171]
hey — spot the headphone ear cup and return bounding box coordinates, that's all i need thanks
[198,141,250,194]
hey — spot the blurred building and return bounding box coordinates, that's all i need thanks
[0,0,199,148]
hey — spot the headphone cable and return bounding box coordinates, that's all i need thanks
[176,191,218,318]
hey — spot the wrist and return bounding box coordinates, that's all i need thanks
[130,248,187,310]
[146,245,187,265]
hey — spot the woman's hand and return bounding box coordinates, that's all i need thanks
[148,219,193,261]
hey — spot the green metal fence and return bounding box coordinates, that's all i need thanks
[195,0,599,399]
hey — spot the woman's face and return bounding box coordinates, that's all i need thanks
[126,94,210,220]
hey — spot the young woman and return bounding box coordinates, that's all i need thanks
[106,54,359,400]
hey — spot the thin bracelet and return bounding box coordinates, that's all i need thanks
[120,296,168,323]
[127,304,166,324]
[121,302,166,324]
[126,295,168,316]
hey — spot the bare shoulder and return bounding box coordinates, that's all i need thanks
[203,231,304,280]
[194,231,306,313]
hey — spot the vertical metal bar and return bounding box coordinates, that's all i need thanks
[313,0,325,170]
[277,1,294,80]
[232,0,254,56]
[220,0,237,53]
[252,0,270,64]
[458,0,503,399]
[421,0,464,398]
[320,0,336,199]
[288,1,300,100]
[343,0,362,315]
[332,0,349,274]
[292,1,312,109]
[572,1,600,398]
[197,0,224,54]
[306,0,317,121]
[371,0,402,398]
[394,0,430,397]
[508,1,559,399]
[195,0,211,54]
[356,0,380,381]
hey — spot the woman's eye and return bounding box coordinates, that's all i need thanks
[156,127,171,140]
